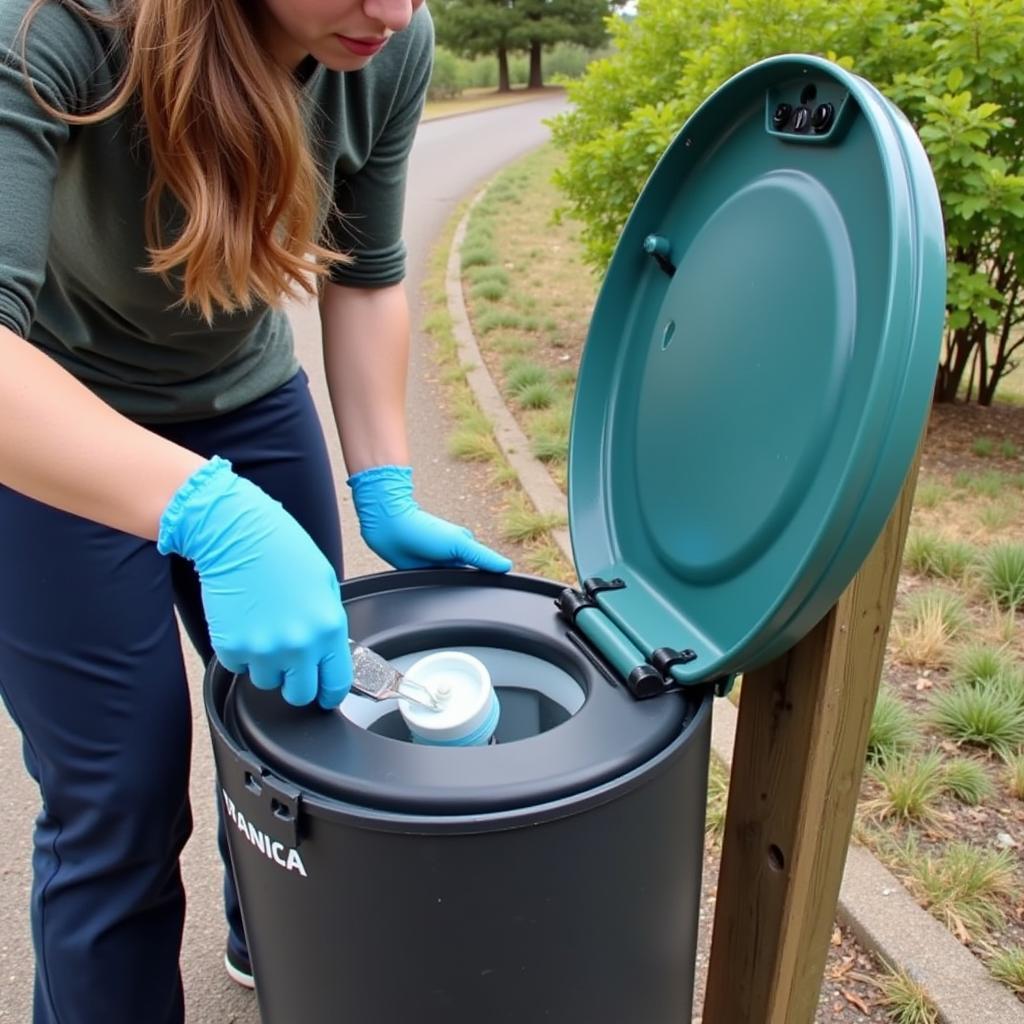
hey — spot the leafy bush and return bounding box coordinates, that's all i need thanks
[428,46,465,100]
[551,0,1024,405]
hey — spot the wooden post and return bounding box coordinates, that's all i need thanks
[702,451,921,1023]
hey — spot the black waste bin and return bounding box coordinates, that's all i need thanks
[206,570,714,1024]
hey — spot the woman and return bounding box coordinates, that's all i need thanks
[0,0,511,1020]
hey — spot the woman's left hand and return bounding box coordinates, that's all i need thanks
[349,465,513,573]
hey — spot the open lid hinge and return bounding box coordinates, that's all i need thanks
[556,579,733,699]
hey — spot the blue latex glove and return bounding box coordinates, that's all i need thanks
[158,457,352,709]
[348,465,513,573]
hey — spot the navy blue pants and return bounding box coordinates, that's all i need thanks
[0,371,343,1024]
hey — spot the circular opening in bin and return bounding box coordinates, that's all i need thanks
[340,646,586,744]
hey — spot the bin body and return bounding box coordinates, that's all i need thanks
[205,570,713,1024]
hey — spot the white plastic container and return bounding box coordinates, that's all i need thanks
[400,651,499,745]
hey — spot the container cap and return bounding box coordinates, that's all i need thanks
[568,55,946,684]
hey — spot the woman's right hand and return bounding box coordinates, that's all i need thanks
[157,457,352,709]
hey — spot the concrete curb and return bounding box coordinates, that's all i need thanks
[445,186,1024,1024]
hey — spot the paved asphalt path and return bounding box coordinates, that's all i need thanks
[0,94,568,1023]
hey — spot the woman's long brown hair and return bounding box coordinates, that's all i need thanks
[19,0,348,321]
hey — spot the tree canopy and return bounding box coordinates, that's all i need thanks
[432,0,611,90]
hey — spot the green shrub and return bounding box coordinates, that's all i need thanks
[550,0,1024,406]
[546,42,605,81]
[427,46,464,100]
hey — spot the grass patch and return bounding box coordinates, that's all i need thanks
[448,426,499,462]
[979,603,1018,647]
[930,683,1024,755]
[475,309,524,334]
[867,688,920,762]
[1005,751,1024,799]
[864,750,946,823]
[521,540,573,582]
[470,279,508,302]
[517,381,557,410]
[954,470,1012,499]
[950,643,1017,688]
[531,428,569,463]
[902,841,1016,941]
[490,333,536,356]
[500,493,566,543]
[999,439,1020,459]
[878,967,938,1024]
[978,498,1018,532]
[705,756,729,842]
[461,244,497,269]
[914,478,950,509]
[989,946,1024,995]
[903,530,976,580]
[941,757,994,805]
[981,542,1024,610]
[465,266,510,286]
[891,587,969,666]
[972,436,997,458]
[504,359,548,393]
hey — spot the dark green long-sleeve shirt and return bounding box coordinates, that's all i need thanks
[0,0,433,422]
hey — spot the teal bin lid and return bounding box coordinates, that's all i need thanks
[567,54,946,686]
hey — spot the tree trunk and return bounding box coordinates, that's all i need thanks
[497,46,510,92]
[933,323,982,403]
[529,40,543,89]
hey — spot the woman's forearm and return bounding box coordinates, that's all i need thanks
[320,281,411,475]
[0,325,206,539]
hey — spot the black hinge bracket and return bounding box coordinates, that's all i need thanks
[625,647,697,700]
[555,576,625,623]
